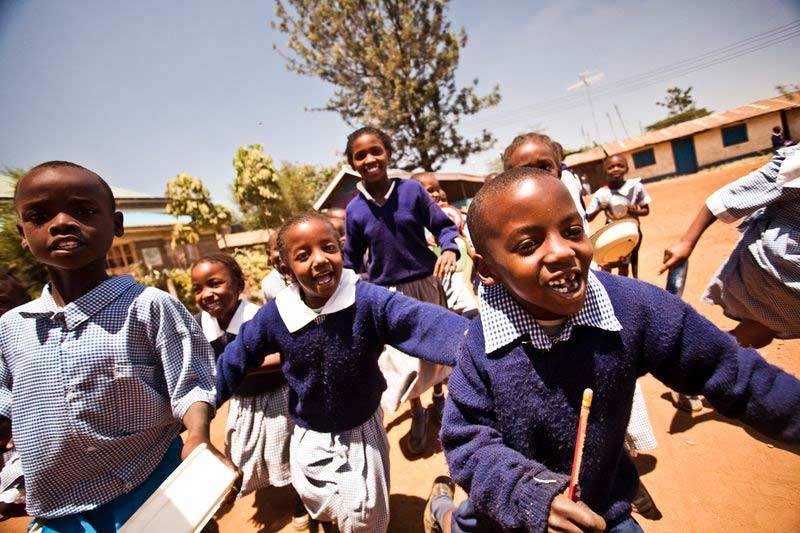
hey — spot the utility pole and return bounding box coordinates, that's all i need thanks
[568,70,605,142]
[606,112,618,141]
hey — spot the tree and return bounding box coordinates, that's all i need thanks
[645,107,711,132]
[272,0,501,171]
[0,167,49,296]
[231,144,283,229]
[274,162,338,220]
[656,86,698,116]
[776,83,799,100]
[165,173,232,248]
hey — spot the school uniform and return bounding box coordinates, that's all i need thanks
[261,269,287,303]
[703,145,800,338]
[0,275,215,524]
[344,178,460,411]
[441,271,800,532]
[196,300,293,496]
[215,269,468,532]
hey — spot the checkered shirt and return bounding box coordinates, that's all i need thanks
[479,271,622,353]
[0,275,216,519]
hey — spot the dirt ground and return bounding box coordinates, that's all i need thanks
[2,155,798,532]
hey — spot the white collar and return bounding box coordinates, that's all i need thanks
[356,179,396,204]
[275,269,359,333]
[200,299,260,341]
[611,178,641,195]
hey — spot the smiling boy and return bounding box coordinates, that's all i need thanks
[425,168,800,533]
[0,161,226,531]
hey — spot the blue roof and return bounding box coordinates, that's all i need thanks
[120,210,191,228]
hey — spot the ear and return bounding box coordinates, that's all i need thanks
[279,263,295,283]
[113,211,124,237]
[16,223,29,252]
[473,253,501,286]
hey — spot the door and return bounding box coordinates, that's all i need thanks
[671,137,698,175]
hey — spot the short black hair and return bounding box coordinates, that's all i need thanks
[276,212,339,264]
[467,167,562,258]
[773,125,782,134]
[501,132,561,171]
[344,127,393,167]
[15,161,116,212]
[193,253,245,293]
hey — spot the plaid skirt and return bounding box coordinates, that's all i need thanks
[225,384,294,496]
[379,275,452,412]
[290,409,390,533]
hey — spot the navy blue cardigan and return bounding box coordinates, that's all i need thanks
[441,272,800,532]
[216,281,468,432]
[344,178,459,286]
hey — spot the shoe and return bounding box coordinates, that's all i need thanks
[424,475,455,533]
[670,391,703,412]
[631,481,654,515]
[432,393,446,422]
[408,408,428,455]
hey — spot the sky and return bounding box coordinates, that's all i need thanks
[1,0,799,205]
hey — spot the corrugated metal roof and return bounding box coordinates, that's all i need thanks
[566,92,800,164]
[217,229,271,249]
[0,175,166,201]
[120,209,190,228]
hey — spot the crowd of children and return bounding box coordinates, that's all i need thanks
[0,127,798,533]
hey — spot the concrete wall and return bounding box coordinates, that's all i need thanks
[626,141,677,180]
[785,107,800,141]
[694,112,778,167]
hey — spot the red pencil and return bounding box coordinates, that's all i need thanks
[568,388,593,501]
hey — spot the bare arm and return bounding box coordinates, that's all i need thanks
[660,205,716,274]
[244,352,282,376]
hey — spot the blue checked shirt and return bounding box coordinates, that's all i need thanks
[0,275,216,519]
[479,271,622,353]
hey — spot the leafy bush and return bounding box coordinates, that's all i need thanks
[132,264,198,314]
[232,249,272,305]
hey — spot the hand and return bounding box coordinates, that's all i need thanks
[660,240,694,274]
[434,250,457,278]
[598,201,609,210]
[548,493,606,533]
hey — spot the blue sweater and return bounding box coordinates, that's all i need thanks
[216,281,468,432]
[441,272,800,532]
[344,178,460,286]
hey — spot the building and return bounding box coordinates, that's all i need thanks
[0,176,219,275]
[565,92,800,190]
[313,165,485,211]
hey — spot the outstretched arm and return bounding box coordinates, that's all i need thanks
[660,204,716,273]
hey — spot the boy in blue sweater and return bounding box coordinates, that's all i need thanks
[0,162,226,532]
[216,212,468,532]
[425,167,800,533]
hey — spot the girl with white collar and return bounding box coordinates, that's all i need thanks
[190,255,297,504]
[214,213,468,533]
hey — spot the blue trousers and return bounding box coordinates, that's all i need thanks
[449,499,643,533]
[31,438,183,533]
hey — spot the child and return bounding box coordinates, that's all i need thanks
[586,154,651,278]
[661,145,800,349]
[261,231,288,303]
[215,213,468,532]
[0,161,226,531]
[425,168,800,533]
[0,271,30,518]
[325,208,348,249]
[343,127,459,454]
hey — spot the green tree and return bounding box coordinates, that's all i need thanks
[274,162,338,220]
[0,167,49,296]
[272,0,501,171]
[657,86,698,116]
[232,144,283,229]
[165,173,232,248]
[645,107,711,132]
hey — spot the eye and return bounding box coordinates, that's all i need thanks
[323,243,338,253]
[191,285,202,294]
[565,226,584,239]
[76,206,97,216]
[23,211,47,224]
[294,251,309,262]
[514,238,540,255]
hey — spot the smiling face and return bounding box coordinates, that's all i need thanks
[505,140,561,178]
[191,261,242,323]
[349,133,390,185]
[604,155,628,188]
[416,173,443,204]
[475,176,593,319]
[279,217,344,309]
[15,167,123,273]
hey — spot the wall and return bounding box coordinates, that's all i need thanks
[785,107,800,141]
[623,141,677,180]
[694,112,778,167]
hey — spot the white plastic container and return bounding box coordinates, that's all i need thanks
[120,443,237,533]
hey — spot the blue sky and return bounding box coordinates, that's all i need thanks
[1,0,798,205]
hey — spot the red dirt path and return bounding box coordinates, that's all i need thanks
[2,155,798,532]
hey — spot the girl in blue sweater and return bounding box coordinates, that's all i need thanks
[424,168,800,533]
[216,213,468,533]
[343,127,461,455]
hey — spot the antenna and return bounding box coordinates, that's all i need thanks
[606,111,618,141]
[568,70,605,142]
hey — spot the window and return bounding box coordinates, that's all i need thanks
[632,148,656,168]
[105,243,137,273]
[721,123,748,146]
